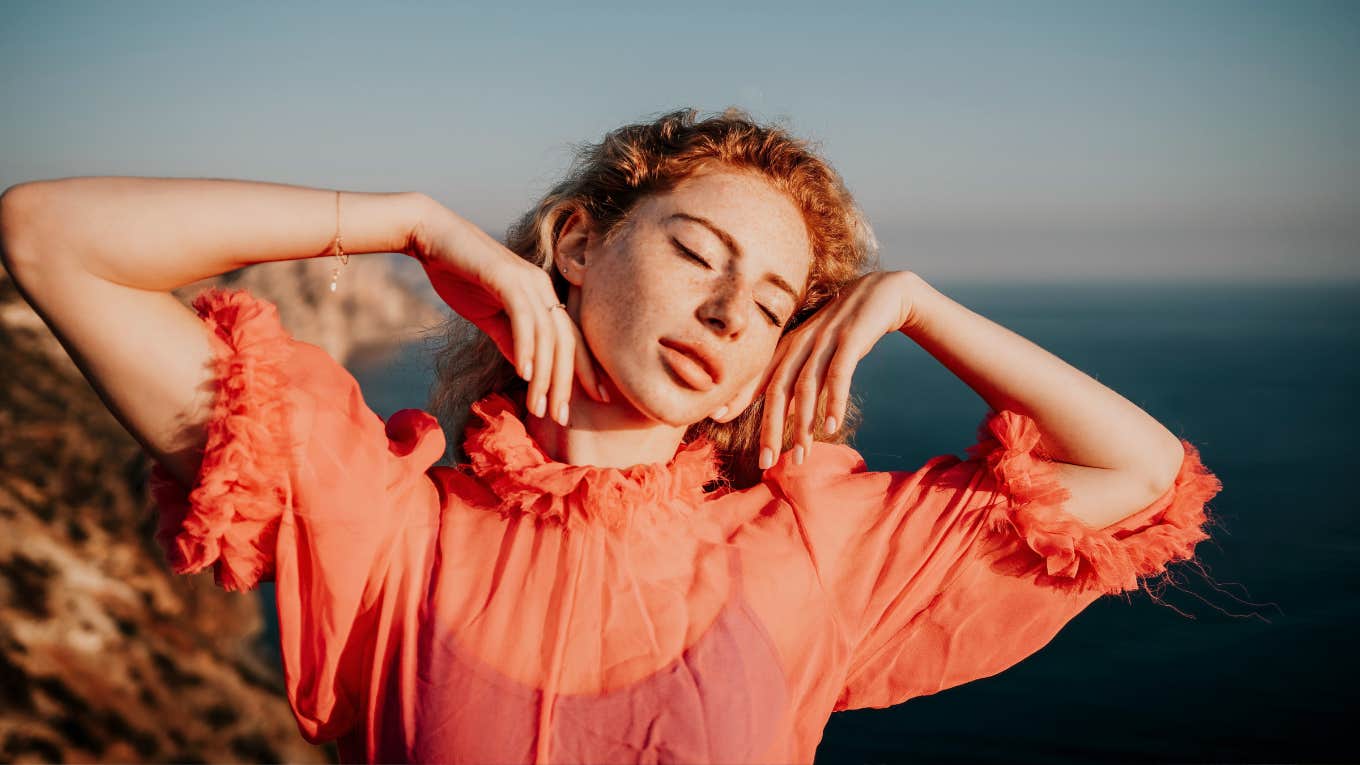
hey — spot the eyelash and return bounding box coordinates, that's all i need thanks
[673,239,784,327]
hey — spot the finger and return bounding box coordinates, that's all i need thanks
[527,296,554,419]
[548,308,575,426]
[791,335,837,462]
[782,303,849,450]
[479,314,516,368]
[505,290,536,381]
[758,384,785,471]
[759,334,815,468]
[822,341,860,436]
[757,355,791,466]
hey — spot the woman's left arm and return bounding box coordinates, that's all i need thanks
[760,270,1188,529]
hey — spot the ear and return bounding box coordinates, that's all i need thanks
[552,207,594,287]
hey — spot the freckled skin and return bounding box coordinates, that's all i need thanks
[563,166,813,428]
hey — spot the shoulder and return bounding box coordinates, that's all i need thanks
[761,439,969,491]
[761,441,886,508]
[763,441,867,486]
[760,440,971,517]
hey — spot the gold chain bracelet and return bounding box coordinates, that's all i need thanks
[329,190,349,293]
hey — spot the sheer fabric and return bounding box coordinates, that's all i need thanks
[147,287,1223,763]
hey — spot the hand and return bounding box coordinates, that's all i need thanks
[407,204,608,424]
[758,270,921,468]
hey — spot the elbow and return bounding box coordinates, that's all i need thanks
[1143,433,1188,500]
[0,181,48,276]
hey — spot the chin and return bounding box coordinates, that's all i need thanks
[610,372,713,428]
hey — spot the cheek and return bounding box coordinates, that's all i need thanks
[729,339,780,390]
[580,254,689,344]
[577,262,665,370]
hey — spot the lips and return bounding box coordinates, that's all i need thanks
[658,337,723,386]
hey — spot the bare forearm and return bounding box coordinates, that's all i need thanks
[901,274,1184,485]
[0,176,430,290]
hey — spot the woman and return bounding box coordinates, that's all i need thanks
[0,108,1222,763]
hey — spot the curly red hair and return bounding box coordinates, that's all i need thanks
[427,107,879,488]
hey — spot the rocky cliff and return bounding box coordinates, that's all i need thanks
[0,254,448,763]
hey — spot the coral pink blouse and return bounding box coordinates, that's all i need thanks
[147,287,1223,764]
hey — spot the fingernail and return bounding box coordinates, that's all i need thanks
[522,361,533,381]
[759,447,773,470]
[597,383,610,403]
[534,395,547,418]
[712,405,728,420]
[824,416,837,433]
[794,444,805,465]
[556,401,569,426]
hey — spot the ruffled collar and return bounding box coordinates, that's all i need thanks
[461,392,723,531]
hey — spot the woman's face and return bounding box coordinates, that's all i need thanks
[559,166,814,427]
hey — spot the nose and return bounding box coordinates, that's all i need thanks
[697,281,750,338]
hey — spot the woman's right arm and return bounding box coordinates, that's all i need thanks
[0,177,433,488]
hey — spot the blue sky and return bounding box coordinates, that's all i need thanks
[2,0,1355,284]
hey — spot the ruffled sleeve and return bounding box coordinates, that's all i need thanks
[145,286,445,742]
[765,408,1222,713]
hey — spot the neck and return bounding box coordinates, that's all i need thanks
[523,384,690,468]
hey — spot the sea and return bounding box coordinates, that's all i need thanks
[255,280,1358,763]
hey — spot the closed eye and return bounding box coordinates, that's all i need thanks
[672,238,711,269]
[675,238,784,327]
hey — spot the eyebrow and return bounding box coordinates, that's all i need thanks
[664,212,802,303]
